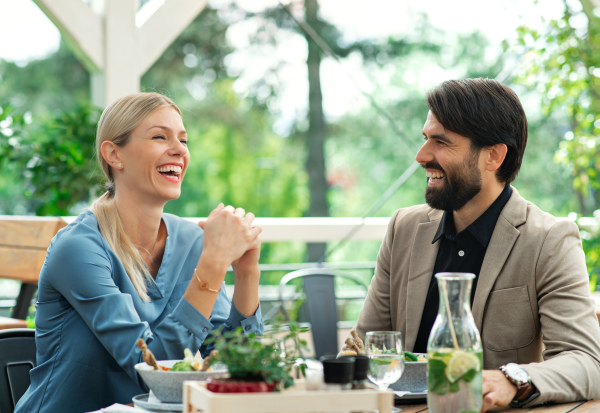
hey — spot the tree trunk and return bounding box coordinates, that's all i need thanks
[304,0,329,262]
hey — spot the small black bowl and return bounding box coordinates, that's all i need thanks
[348,354,369,381]
[320,355,355,384]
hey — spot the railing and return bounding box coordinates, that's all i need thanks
[24,214,600,243]
[60,216,392,242]
[3,214,597,321]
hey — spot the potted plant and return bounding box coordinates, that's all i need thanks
[204,321,308,393]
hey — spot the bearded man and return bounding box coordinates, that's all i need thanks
[351,78,600,411]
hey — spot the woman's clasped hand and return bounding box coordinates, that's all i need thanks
[199,204,262,273]
[191,203,263,318]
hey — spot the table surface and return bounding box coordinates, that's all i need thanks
[128,399,600,413]
[399,400,600,412]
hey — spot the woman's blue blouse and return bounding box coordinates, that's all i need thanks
[14,210,263,413]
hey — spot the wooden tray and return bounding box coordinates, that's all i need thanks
[183,379,394,413]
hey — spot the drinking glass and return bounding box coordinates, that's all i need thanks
[366,331,405,391]
[366,331,405,411]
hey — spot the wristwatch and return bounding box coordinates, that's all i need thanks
[499,363,536,407]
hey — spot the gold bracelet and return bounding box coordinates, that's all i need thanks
[194,268,221,293]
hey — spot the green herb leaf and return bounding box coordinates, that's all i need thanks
[206,321,306,390]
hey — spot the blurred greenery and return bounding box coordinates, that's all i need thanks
[580,218,600,292]
[1,1,599,288]
[510,0,600,285]
[0,102,102,215]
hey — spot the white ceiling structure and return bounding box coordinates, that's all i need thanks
[33,0,208,107]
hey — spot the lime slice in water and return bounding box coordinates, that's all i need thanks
[444,351,480,383]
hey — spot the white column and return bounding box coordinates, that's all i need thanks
[89,0,106,108]
[103,0,140,105]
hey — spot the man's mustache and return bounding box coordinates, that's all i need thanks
[421,162,445,174]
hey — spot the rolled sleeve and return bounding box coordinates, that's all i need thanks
[170,298,215,339]
[198,292,264,356]
[230,303,263,335]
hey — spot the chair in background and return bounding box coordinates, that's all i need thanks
[278,268,368,359]
[0,328,36,413]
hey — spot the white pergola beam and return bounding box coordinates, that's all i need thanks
[33,0,207,107]
[103,0,140,104]
[33,0,104,72]
[138,0,209,74]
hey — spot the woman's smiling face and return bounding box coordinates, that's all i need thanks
[115,106,189,205]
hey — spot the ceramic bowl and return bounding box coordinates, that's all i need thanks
[389,354,427,393]
[135,360,229,403]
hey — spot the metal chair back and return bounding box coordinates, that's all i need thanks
[278,268,368,359]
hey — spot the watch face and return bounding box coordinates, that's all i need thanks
[505,364,529,383]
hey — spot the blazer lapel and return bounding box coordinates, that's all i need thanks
[405,209,442,351]
[472,187,527,331]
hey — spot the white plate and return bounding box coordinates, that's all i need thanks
[132,393,182,412]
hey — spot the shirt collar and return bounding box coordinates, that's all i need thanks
[432,185,513,246]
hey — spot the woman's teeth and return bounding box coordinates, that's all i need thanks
[156,165,182,175]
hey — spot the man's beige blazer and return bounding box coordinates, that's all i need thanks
[354,187,600,404]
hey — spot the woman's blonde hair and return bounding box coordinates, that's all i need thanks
[91,92,182,301]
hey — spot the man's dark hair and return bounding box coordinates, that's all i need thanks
[425,78,528,184]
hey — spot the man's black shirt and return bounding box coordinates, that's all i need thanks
[412,185,513,353]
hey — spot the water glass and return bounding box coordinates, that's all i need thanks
[365,331,405,391]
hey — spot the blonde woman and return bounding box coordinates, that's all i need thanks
[15,92,263,413]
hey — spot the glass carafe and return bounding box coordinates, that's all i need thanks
[427,272,482,413]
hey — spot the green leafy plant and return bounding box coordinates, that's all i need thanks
[1,102,103,216]
[205,321,308,390]
[579,223,600,292]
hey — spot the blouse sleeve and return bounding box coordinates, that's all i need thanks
[198,286,264,357]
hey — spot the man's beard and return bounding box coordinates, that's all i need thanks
[424,151,482,211]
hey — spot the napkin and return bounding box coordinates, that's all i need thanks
[105,404,151,412]
[86,404,152,413]
[146,391,163,404]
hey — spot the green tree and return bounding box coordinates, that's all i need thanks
[0,102,101,215]
[0,40,91,215]
[0,105,30,214]
[511,0,600,214]
[0,42,90,116]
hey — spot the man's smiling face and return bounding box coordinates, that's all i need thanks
[416,111,483,211]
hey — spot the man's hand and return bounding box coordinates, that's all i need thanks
[481,370,517,412]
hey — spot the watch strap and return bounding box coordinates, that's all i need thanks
[514,381,532,400]
[509,387,540,408]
